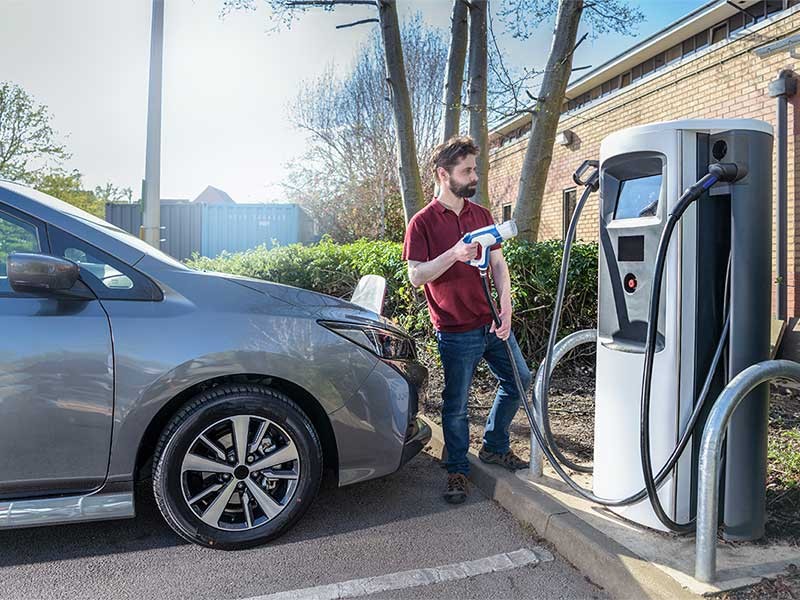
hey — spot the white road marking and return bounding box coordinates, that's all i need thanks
[241,547,554,600]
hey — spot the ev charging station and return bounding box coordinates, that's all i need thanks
[592,119,773,539]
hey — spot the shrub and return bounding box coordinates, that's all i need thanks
[186,237,598,363]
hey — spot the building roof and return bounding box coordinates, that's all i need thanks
[489,0,763,140]
[192,185,235,204]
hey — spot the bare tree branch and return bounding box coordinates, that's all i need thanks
[286,0,376,6]
[486,2,543,126]
[560,31,588,65]
[336,18,378,28]
[498,0,642,40]
[284,14,447,240]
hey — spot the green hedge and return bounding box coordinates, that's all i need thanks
[186,237,598,362]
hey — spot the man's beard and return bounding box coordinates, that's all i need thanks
[449,181,477,198]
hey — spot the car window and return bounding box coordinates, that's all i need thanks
[48,227,162,301]
[62,245,134,290]
[0,209,42,294]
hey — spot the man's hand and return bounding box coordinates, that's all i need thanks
[490,305,512,340]
[407,240,482,287]
[450,239,480,262]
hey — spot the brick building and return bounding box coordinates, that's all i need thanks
[488,0,800,315]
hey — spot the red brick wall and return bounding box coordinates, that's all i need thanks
[488,9,800,315]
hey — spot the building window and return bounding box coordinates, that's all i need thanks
[632,64,642,81]
[766,0,783,15]
[502,204,512,222]
[747,1,766,22]
[620,72,631,88]
[711,23,728,44]
[666,44,682,63]
[562,189,577,239]
[653,51,666,70]
[694,30,709,51]
[728,12,745,33]
[682,37,695,56]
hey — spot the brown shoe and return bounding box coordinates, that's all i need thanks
[443,473,469,504]
[479,447,529,471]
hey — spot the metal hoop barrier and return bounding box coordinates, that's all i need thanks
[696,359,800,583]
[529,329,598,479]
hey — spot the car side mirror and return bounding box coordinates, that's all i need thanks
[8,253,81,294]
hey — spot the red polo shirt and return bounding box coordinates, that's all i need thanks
[402,198,500,333]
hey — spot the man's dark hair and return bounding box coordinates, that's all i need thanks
[429,135,480,181]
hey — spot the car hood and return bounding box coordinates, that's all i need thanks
[218,273,399,328]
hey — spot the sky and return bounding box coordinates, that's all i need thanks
[0,0,708,203]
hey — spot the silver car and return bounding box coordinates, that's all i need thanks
[0,181,430,549]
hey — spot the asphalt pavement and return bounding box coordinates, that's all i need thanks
[0,454,606,600]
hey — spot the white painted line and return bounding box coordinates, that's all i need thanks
[242,547,554,600]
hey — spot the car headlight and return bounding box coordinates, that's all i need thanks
[319,320,416,360]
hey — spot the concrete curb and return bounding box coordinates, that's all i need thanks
[421,415,697,600]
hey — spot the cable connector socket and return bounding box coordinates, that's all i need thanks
[709,162,745,183]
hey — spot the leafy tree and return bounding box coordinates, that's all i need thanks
[0,82,68,183]
[0,82,127,224]
[94,182,133,204]
[33,170,104,218]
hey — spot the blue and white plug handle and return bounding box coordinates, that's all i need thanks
[463,220,518,270]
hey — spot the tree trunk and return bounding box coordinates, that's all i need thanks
[513,0,583,241]
[442,0,469,143]
[377,0,425,224]
[378,169,386,238]
[467,0,489,209]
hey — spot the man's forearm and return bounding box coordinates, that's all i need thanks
[493,261,512,311]
[409,249,457,287]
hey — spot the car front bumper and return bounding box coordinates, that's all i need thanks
[400,416,432,467]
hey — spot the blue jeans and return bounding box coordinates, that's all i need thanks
[436,326,532,475]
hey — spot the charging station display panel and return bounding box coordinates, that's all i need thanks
[601,153,665,224]
[614,174,662,219]
[618,235,645,262]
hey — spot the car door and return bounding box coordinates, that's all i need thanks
[0,204,114,498]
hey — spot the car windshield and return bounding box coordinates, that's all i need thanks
[7,181,193,271]
[80,216,192,270]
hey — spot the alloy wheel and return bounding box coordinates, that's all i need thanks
[180,415,300,531]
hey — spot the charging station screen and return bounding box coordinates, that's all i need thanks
[618,235,644,262]
[614,174,662,219]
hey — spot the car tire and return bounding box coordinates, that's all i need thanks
[152,384,323,550]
